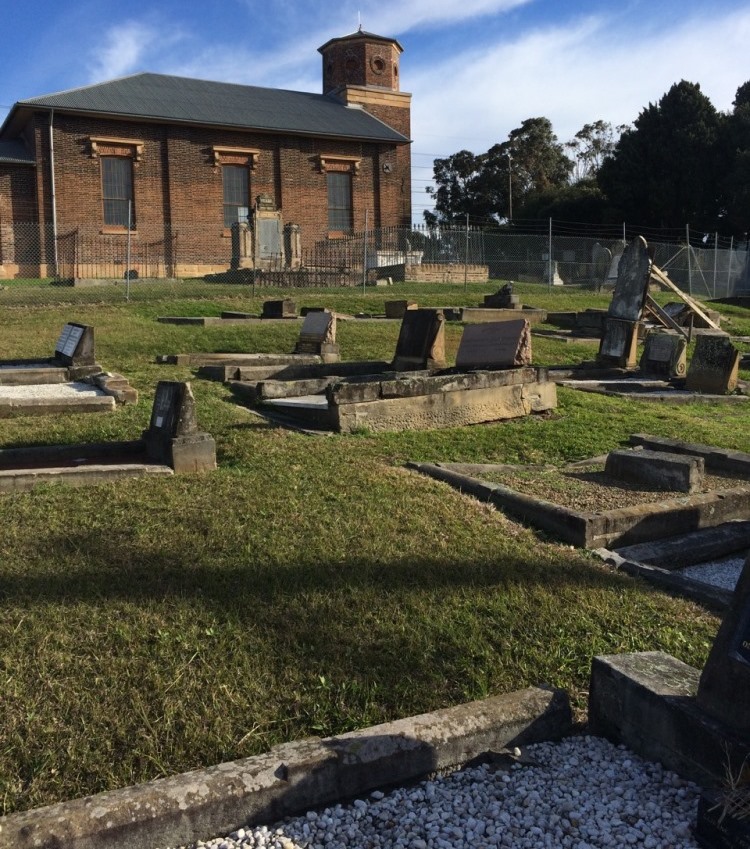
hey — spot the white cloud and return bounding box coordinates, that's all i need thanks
[86,20,187,82]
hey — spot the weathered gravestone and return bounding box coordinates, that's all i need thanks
[686,334,740,394]
[592,242,612,289]
[484,283,520,309]
[545,260,564,286]
[598,237,651,368]
[640,330,688,378]
[142,381,216,474]
[455,319,532,370]
[695,554,750,848]
[605,250,623,286]
[391,309,446,371]
[262,299,297,319]
[293,310,339,361]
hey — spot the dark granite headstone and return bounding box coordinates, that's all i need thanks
[697,554,750,734]
[455,320,532,369]
[391,309,446,371]
[143,381,216,473]
[608,236,651,321]
[695,555,750,848]
[483,284,519,309]
[54,323,95,366]
[598,318,639,368]
[686,335,740,394]
[262,299,296,319]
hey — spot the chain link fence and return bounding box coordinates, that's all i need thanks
[0,219,748,305]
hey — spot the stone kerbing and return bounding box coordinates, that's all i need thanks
[0,687,571,849]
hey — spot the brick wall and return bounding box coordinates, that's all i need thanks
[12,114,410,277]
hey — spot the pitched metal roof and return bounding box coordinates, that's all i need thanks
[7,72,409,143]
[0,139,35,165]
[318,30,403,53]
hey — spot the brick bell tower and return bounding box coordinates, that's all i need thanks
[318,28,411,225]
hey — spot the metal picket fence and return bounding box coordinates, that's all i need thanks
[0,218,747,305]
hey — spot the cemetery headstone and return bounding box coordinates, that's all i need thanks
[598,318,639,368]
[694,553,750,848]
[605,250,623,286]
[592,242,612,289]
[262,299,297,319]
[639,330,687,378]
[545,260,564,286]
[384,300,418,319]
[293,310,339,360]
[54,322,95,367]
[484,283,520,309]
[608,236,651,322]
[143,381,216,473]
[391,309,446,371]
[455,319,532,369]
[686,334,740,394]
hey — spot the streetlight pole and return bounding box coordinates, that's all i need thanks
[507,152,513,223]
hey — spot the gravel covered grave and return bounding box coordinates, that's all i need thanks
[162,735,701,849]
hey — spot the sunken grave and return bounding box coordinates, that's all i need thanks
[0,380,215,492]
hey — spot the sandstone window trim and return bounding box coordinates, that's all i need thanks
[319,154,360,175]
[211,146,260,169]
[89,136,144,162]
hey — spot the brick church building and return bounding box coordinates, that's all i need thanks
[0,29,411,279]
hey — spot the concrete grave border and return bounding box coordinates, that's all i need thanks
[0,687,571,849]
[409,434,750,550]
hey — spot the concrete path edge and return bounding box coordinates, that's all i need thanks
[0,686,571,849]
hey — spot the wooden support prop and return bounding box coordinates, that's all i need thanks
[649,265,721,332]
[643,295,689,338]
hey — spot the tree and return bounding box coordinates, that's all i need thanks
[425,117,571,224]
[719,81,750,237]
[597,81,724,231]
[565,120,628,182]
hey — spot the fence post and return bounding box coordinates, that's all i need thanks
[548,218,553,291]
[713,232,718,298]
[686,224,692,295]
[727,236,734,294]
[126,201,132,301]
[464,213,469,293]
[362,209,369,294]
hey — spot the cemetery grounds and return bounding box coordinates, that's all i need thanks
[0,280,748,816]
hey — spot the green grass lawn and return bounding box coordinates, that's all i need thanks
[0,281,746,815]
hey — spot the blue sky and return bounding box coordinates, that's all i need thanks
[2,0,749,221]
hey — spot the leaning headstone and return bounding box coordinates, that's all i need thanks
[142,381,216,473]
[391,309,446,371]
[455,320,532,369]
[293,310,338,361]
[608,236,651,322]
[262,299,297,319]
[639,330,687,378]
[695,554,750,847]
[686,334,740,394]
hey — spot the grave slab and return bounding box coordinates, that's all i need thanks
[640,330,687,378]
[455,320,532,369]
[0,381,215,492]
[604,447,705,494]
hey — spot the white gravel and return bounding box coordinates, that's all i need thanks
[0,381,105,399]
[162,735,702,849]
[680,552,748,592]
